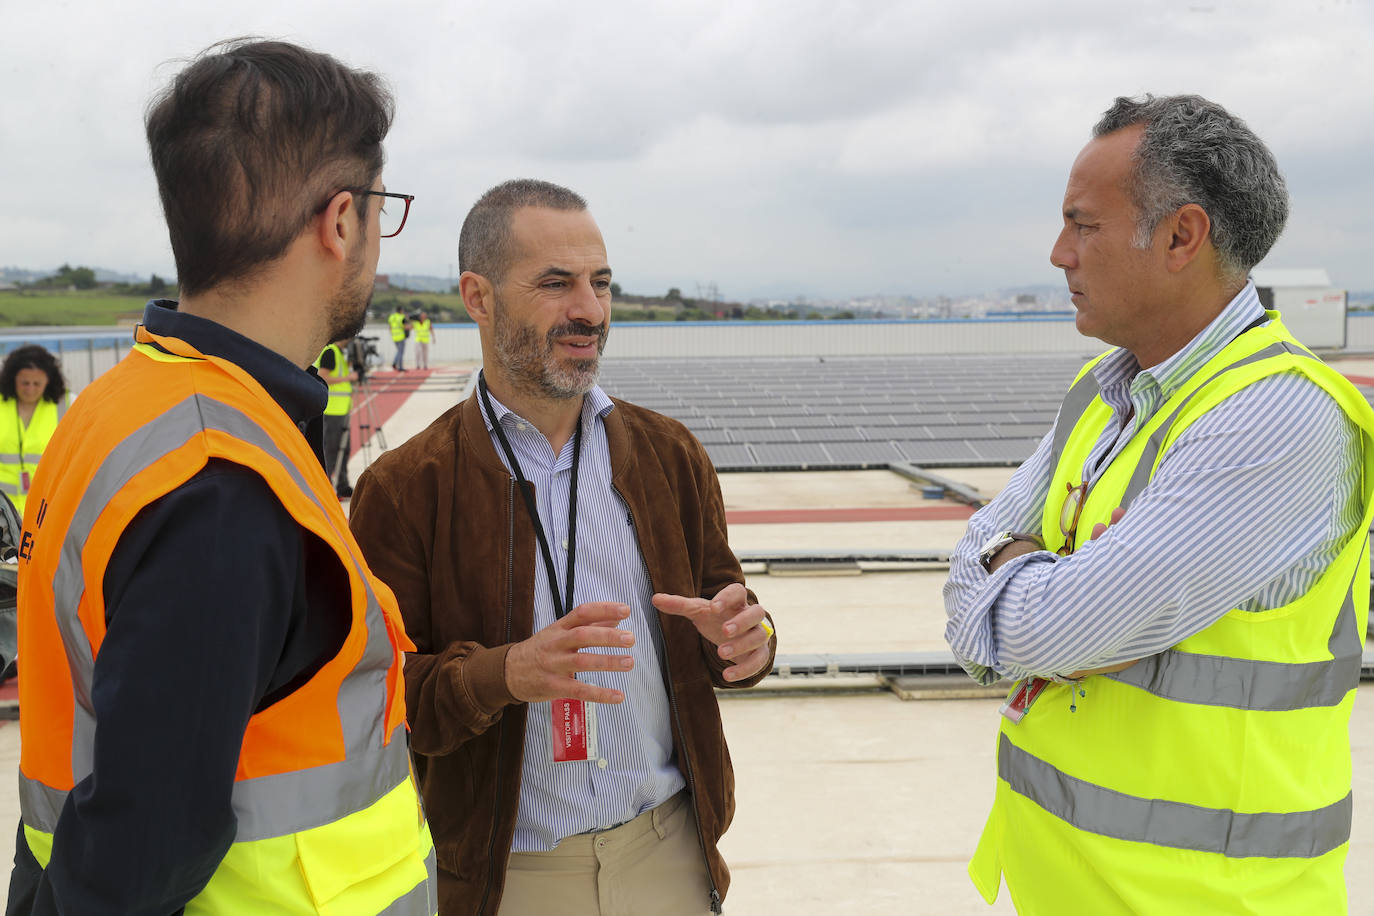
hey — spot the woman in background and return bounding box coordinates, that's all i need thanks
[0,344,68,517]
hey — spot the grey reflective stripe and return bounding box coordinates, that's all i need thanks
[999,732,1352,858]
[1109,561,1365,710]
[18,773,66,834]
[50,399,211,780]
[1118,341,1310,511]
[24,735,414,850]
[22,452,42,464]
[30,391,402,842]
[0,453,21,463]
[379,847,438,916]
[0,482,17,495]
[232,725,411,841]
[1047,370,1103,475]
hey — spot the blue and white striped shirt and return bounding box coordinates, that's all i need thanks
[944,283,1363,684]
[481,384,685,852]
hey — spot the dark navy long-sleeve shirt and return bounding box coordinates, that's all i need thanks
[6,301,351,916]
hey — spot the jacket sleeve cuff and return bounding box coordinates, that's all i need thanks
[463,643,520,713]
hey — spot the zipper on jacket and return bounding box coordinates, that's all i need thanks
[479,477,518,915]
[613,485,723,915]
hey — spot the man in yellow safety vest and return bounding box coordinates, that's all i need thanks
[945,94,1373,913]
[389,304,411,371]
[315,337,355,498]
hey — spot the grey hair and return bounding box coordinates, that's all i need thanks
[458,179,588,285]
[1094,94,1288,287]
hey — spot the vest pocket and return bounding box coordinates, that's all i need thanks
[295,777,430,914]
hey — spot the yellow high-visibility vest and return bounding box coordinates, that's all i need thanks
[316,344,352,417]
[388,312,407,342]
[413,320,431,344]
[971,312,1374,914]
[0,396,63,517]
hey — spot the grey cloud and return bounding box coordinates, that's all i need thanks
[2,0,1372,296]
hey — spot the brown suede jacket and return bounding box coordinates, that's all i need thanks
[349,391,775,916]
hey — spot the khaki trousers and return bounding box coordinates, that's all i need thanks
[497,793,714,916]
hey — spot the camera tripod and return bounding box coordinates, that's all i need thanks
[351,373,390,471]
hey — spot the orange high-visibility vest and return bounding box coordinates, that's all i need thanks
[16,324,435,914]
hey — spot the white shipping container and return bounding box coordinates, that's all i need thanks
[1265,286,1347,349]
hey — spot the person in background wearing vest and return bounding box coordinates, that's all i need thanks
[943,94,1373,914]
[0,345,67,518]
[316,337,356,499]
[413,310,433,369]
[348,179,777,915]
[390,303,412,371]
[5,39,436,915]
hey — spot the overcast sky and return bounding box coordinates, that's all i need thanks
[3,0,1371,299]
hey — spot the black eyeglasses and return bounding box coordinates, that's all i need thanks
[344,189,415,238]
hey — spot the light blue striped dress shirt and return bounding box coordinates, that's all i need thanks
[481,384,685,852]
[944,283,1363,685]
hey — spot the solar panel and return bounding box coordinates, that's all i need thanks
[596,353,1089,471]
[972,439,1043,463]
[880,425,933,440]
[730,427,798,443]
[897,440,983,464]
[798,426,869,442]
[779,415,840,428]
[823,441,906,464]
[751,443,832,466]
[703,444,756,468]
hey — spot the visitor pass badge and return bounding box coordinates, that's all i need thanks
[551,698,599,762]
[1000,677,1050,724]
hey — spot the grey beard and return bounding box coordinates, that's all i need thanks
[493,312,605,400]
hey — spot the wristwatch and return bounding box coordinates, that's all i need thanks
[978,531,1045,571]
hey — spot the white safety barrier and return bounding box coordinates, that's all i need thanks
[8,312,1374,397]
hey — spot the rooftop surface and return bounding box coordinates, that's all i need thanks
[2,356,1373,913]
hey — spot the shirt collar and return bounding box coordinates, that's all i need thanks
[141,299,328,425]
[478,373,615,432]
[1145,281,1266,398]
[1090,281,1266,400]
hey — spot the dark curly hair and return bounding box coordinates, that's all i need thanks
[0,345,67,403]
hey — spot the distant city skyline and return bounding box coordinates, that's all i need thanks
[10,264,1371,323]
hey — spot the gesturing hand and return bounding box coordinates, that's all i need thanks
[505,602,636,705]
[651,583,774,683]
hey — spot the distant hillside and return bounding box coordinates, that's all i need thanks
[382,273,451,293]
[0,265,162,285]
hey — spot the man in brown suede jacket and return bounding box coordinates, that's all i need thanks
[349,179,776,916]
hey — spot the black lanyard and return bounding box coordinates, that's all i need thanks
[478,373,582,619]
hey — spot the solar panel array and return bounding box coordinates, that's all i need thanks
[597,353,1091,471]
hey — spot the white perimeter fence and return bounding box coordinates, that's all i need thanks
[11,312,1374,396]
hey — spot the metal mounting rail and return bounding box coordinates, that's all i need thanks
[770,652,966,679]
[888,462,990,508]
[735,549,950,566]
[768,651,1374,682]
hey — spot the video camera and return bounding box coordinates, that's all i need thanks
[348,335,382,381]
